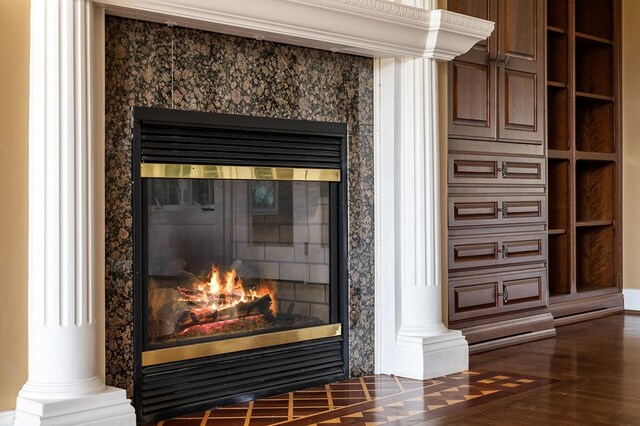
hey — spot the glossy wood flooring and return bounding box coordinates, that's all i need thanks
[147,313,640,425]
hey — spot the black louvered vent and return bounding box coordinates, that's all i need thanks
[137,108,346,168]
[140,339,344,422]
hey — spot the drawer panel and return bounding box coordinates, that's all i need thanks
[455,282,499,311]
[449,154,545,186]
[449,233,547,271]
[449,269,547,322]
[449,195,546,228]
[502,160,542,180]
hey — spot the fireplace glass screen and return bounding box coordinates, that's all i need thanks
[144,178,333,348]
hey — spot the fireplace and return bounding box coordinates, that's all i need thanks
[132,107,348,422]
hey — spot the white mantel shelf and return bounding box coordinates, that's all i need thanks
[94,0,494,59]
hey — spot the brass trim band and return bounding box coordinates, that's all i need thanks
[141,164,341,182]
[142,323,342,367]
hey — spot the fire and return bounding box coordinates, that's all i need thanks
[203,266,254,310]
[178,264,276,319]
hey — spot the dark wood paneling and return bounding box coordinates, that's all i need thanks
[504,0,536,60]
[448,195,545,228]
[449,269,546,322]
[449,60,496,140]
[449,233,547,271]
[503,70,537,128]
[449,154,545,185]
[497,0,544,143]
[576,161,615,222]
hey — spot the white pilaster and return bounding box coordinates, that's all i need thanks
[15,0,134,424]
[374,1,493,380]
[393,54,468,379]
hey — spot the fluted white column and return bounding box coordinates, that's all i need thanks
[392,54,469,379]
[14,0,134,424]
[375,0,493,379]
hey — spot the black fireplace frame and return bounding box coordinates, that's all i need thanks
[131,107,349,423]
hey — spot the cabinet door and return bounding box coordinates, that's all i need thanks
[449,232,547,271]
[449,269,546,321]
[497,0,544,144]
[448,154,545,186]
[448,0,498,140]
[448,194,546,228]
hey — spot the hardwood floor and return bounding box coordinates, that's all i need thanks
[147,313,640,425]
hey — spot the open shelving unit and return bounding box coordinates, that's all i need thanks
[546,0,622,314]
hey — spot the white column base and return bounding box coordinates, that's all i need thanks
[14,387,135,426]
[394,330,469,380]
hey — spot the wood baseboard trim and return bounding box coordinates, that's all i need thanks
[460,312,556,354]
[554,306,624,327]
[549,293,624,324]
[469,328,557,354]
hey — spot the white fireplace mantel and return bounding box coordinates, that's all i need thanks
[7,0,493,424]
[96,0,493,59]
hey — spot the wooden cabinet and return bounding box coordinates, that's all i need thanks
[448,0,544,145]
[546,0,623,320]
[449,269,547,322]
[447,0,555,352]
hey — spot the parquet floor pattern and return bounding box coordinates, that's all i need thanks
[148,314,640,425]
[148,371,554,426]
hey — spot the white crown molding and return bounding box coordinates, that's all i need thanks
[92,0,493,59]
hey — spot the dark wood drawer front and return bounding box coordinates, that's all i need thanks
[449,154,545,185]
[504,276,543,305]
[502,160,542,180]
[503,239,542,259]
[453,242,499,265]
[449,269,547,322]
[449,195,545,227]
[449,233,547,270]
[454,282,499,313]
[452,159,497,180]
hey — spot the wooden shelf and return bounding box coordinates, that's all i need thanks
[576,225,616,291]
[548,25,566,34]
[576,161,615,222]
[575,32,612,45]
[576,220,614,228]
[547,0,567,32]
[575,151,616,161]
[546,0,620,311]
[548,149,571,159]
[575,92,613,102]
[547,81,567,89]
[548,228,567,235]
[575,0,613,41]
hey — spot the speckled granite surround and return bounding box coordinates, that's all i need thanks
[105,16,374,396]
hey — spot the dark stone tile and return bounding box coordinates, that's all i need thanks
[104,16,375,397]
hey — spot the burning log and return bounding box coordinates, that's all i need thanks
[174,293,273,333]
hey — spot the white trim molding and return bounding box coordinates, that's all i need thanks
[0,412,15,426]
[623,289,640,311]
[17,0,492,423]
[93,0,493,58]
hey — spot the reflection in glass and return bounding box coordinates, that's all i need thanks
[145,179,330,348]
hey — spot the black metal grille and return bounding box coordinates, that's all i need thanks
[136,108,346,168]
[140,339,344,423]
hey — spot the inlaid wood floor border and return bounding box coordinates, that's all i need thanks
[148,371,556,426]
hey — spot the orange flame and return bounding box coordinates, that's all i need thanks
[183,264,276,315]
